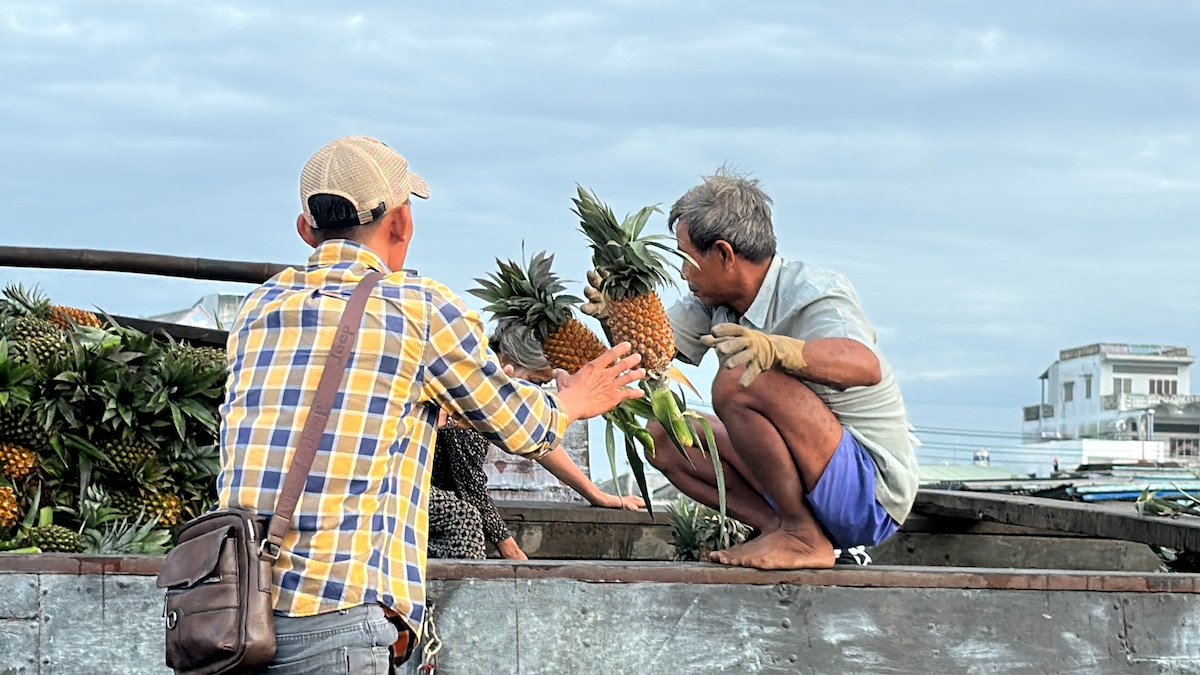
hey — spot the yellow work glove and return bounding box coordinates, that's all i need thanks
[580,269,611,320]
[700,323,807,387]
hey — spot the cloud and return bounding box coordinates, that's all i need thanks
[1,0,1199,444]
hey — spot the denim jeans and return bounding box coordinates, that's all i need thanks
[263,604,400,674]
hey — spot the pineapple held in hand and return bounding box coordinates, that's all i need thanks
[469,251,607,375]
[573,187,729,518]
[573,187,680,376]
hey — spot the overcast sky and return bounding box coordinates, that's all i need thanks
[3,1,1199,475]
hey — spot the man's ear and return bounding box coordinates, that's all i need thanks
[713,240,737,270]
[384,202,413,244]
[296,214,319,248]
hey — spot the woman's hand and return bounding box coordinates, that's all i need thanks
[496,537,527,560]
[589,492,645,511]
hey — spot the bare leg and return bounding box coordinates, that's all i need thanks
[647,417,778,533]
[706,367,842,570]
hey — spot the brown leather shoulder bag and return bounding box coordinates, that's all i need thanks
[155,271,382,675]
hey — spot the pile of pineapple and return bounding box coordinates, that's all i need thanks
[0,285,226,555]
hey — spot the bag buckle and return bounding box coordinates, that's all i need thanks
[259,539,281,561]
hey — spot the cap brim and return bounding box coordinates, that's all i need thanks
[410,173,430,199]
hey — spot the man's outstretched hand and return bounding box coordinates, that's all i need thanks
[700,323,807,387]
[554,342,645,422]
[580,269,611,320]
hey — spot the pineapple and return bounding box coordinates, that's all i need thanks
[192,346,227,372]
[0,282,101,331]
[0,486,18,530]
[100,434,156,475]
[27,506,81,552]
[1,285,72,365]
[49,305,103,331]
[8,317,69,365]
[469,252,607,374]
[108,489,143,518]
[574,187,729,519]
[0,410,50,451]
[172,343,227,374]
[150,492,183,528]
[573,187,680,376]
[0,442,36,481]
[111,489,182,528]
[29,523,81,552]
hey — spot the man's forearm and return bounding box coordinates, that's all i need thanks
[783,337,881,390]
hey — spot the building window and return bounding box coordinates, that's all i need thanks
[1171,438,1199,457]
[1113,377,1132,395]
[1149,379,1178,396]
[1084,376,1093,399]
[1063,381,1074,402]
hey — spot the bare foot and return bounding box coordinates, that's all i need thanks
[710,528,835,570]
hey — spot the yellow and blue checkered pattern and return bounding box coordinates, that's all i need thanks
[216,240,566,636]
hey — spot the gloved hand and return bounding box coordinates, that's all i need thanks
[580,269,611,320]
[700,323,807,387]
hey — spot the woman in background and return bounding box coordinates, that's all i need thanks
[427,323,645,560]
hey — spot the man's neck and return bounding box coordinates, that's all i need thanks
[728,259,772,316]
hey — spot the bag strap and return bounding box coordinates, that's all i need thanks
[261,270,383,560]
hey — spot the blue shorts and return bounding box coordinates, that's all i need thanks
[804,428,899,549]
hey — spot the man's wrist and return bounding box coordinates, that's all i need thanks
[769,335,807,375]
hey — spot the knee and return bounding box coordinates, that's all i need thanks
[711,366,753,415]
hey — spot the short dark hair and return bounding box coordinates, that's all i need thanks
[668,166,776,263]
[306,193,382,243]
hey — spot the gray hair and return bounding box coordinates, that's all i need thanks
[667,166,776,263]
[489,322,551,371]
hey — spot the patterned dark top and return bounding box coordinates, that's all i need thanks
[432,426,511,545]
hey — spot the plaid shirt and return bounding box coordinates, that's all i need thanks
[216,240,567,635]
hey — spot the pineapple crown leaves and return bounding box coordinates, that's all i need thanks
[571,186,686,300]
[99,368,155,430]
[665,497,752,561]
[467,251,584,344]
[64,484,172,553]
[71,483,121,531]
[145,348,225,441]
[83,511,171,555]
[1,283,52,320]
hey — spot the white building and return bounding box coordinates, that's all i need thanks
[1023,343,1200,460]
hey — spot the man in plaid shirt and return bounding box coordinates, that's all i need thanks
[216,136,644,672]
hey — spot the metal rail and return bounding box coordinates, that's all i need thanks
[0,246,292,285]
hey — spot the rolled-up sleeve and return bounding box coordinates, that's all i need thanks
[421,289,566,460]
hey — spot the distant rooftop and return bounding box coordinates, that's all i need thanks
[1059,343,1191,361]
[918,464,1028,485]
[146,293,244,330]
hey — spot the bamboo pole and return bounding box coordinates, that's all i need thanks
[0,246,292,284]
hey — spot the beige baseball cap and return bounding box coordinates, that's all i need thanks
[300,136,430,229]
